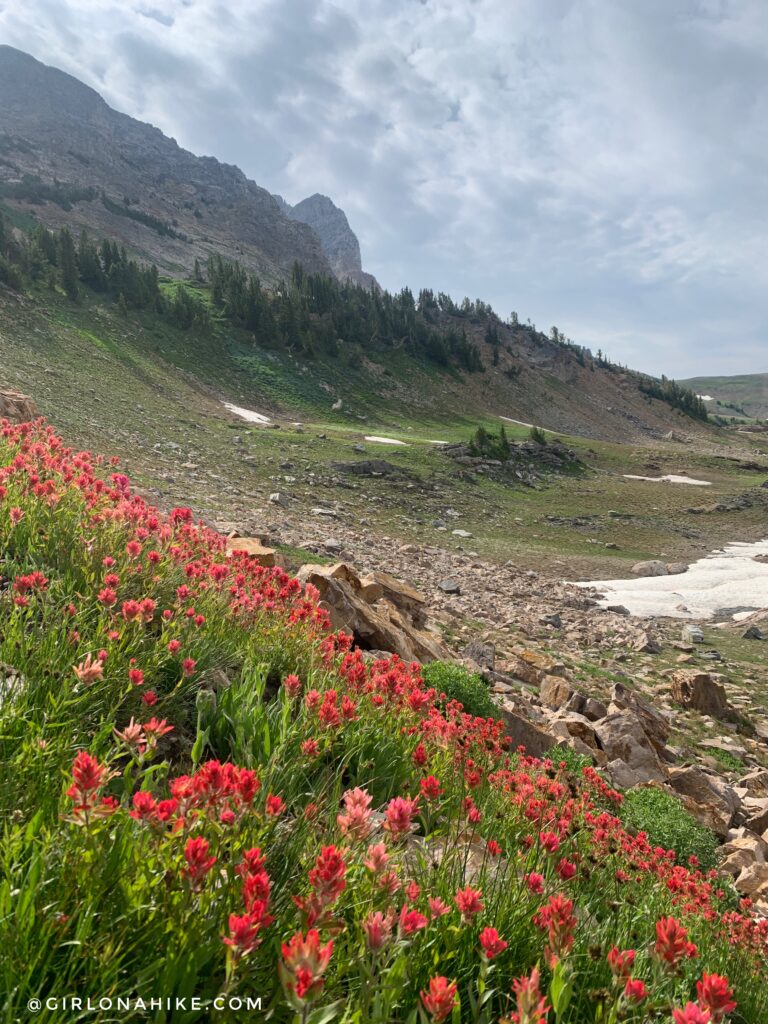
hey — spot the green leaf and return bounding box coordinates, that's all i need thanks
[549,961,574,1018]
[306,999,345,1024]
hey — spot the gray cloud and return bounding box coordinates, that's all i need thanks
[0,0,766,376]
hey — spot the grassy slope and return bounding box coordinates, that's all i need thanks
[2,285,768,578]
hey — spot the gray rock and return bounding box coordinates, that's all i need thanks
[438,578,462,595]
[681,624,705,643]
[742,625,764,640]
[541,613,563,629]
[461,640,494,671]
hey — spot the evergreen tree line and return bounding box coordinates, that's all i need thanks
[206,257,484,371]
[0,212,708,418]
[638,375,709,421]
[0,215,210,329]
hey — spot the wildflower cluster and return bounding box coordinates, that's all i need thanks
[0,419,765,1021]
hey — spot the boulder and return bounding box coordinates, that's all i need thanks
[595,711,667,786]
[297,563,446,663]
[497,704,557,759]
[610,682,671,752]
[360,570,427,625]
[0,389,37,423]
[438,578,462,595]
[739,797,768,835]
[539,676,574,709]
[741,625,764,640]
[631,560,668,577]
[632,632,662,654]
[549,710,600,749]
[681,624,705,643]
[670,670,730,718]
[667,765,741,837]
[737,769,768,796]
[666,562,689,575]
[502,648,566,687]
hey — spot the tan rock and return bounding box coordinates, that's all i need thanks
[225,537,280,567]
[667,765,740,838]
[297,564,447,663]
[610,682,671,752]
[670,670,730,719]
[497,703,557,758]
[0,389,38,424]
[540,676,574,709]
[595,711,667,786]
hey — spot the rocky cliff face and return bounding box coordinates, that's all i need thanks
[285,193,379,290]
[0,46,333,282]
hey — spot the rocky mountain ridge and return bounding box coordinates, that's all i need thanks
[0,45,375,286]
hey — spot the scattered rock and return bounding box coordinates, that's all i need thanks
[741,625,764,640]
[225,537,280,567]
[666,562,689,575]
[461,641,495,672]
[295,562,444,663]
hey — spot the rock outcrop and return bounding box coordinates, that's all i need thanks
[296,562,447,663]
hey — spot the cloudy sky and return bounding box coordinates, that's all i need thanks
[1,0,766,377]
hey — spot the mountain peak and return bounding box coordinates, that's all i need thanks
[286,193,379,289]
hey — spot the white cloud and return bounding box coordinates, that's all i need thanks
[0,0,766,376]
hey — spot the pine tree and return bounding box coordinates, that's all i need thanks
[58,228,79,300]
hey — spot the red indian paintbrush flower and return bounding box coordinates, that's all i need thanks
[479,927,508,960]
[182,836,216,887]
[455,885,484,922]
[672,1004,712,1024]
[533,893,576,967]
[696,973,736,1022]
[383,795,419,839]
[623,978,647,1004]
[66,751,117,822]
[336,787,373,842]
[420,976,457,1023]
[279,929,333,1008]
[654,916,698,967]
[509,965,550,1024]
[607,946,636,981]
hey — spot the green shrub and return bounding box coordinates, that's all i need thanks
[421,660,497,719]
[619,787,719,870]
[546,745,594,775]
[529,425,547,445]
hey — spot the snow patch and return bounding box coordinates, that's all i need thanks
[364,436,408,446]
[624,474,711,486]
[576,539,768,619]
[223,402,272,424]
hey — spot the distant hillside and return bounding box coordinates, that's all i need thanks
[0,209,714,446]
[0,46,375,286]
[680,373,768,420]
